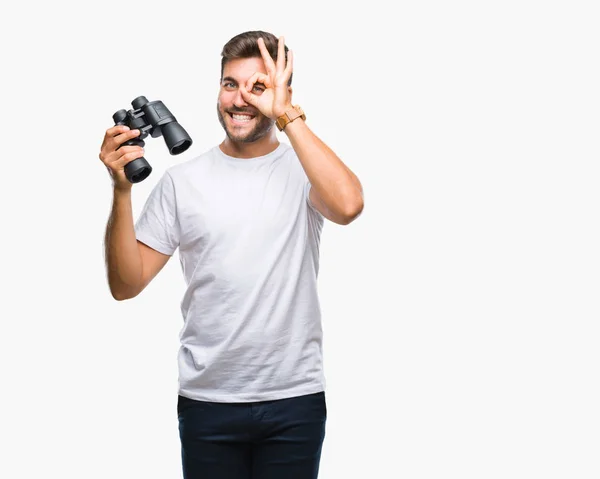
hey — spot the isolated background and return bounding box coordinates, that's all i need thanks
[1,1,598,478]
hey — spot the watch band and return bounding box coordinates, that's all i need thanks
[276,105,306,131]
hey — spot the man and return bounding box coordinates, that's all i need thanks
[100,30,363,479]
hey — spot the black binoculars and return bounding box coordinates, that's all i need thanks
[112,96,193,183]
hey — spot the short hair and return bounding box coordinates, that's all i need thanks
[220,30,293,87]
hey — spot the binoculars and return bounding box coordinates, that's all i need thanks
[112,96,193,183]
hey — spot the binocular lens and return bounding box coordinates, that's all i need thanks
[171,140,192,155]
[162,122,193,155]
[125,158,152,183]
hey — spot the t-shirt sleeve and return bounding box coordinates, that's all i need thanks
[134,171,180,256]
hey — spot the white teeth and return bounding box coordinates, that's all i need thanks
[232,114,253,121]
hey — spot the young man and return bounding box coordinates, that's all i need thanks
[100,30,363,479]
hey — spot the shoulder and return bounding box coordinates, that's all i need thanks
[278,142,296,160]
[277,142,309,180]
[276,142,303,173]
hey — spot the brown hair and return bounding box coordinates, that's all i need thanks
[220,30,293,86]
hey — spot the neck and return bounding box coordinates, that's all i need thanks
[219,132,279,159]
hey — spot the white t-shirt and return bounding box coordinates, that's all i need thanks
[135,142,326,402]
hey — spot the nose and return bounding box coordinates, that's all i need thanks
[233,88,249,108]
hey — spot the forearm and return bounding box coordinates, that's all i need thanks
[104,188,143,300]
[283,119,363,218]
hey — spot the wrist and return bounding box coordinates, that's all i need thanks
[113,184,133,196]
[273,103,294,119]
[275,105,306,132]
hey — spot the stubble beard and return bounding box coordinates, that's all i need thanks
[217,104,274,144]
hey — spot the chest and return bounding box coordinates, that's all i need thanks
[176,162,305,253]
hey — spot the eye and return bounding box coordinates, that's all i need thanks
[253,85,264,93]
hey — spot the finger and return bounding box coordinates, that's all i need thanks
[112,147,145,170]
[101,145,144,165]
[283,49,293,81]
[246,72,271,91]
[276,36,285,72]
[257,37,276,75]
[110,128,141,150]
[101,124,130,149]
[107,124,130,138]
[239,85,259,108]
[115,145,144,159]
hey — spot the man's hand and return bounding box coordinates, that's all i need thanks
[239,36,294,120]
[99,125,144,191]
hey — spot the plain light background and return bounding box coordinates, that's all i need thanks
[1,1,598,478]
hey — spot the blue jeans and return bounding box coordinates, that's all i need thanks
[177,391,327,479]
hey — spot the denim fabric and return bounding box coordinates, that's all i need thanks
[177,391,327,479]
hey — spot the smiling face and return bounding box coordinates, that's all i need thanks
[217,57,274,144]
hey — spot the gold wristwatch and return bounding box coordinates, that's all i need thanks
[276,105,306,131]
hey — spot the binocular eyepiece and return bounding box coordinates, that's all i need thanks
[112,96,193,183]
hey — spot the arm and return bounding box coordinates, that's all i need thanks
[104,188,170,300]
[283,118,364,225]
[239,36,364,225]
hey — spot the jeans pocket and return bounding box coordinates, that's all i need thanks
[304,391,327,420]
[177,394,198,417]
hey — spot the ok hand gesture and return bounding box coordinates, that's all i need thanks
[239,36,294,120]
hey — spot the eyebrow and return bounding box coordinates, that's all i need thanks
[222,76,239,85]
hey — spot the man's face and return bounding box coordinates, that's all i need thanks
[217,57,274,143]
